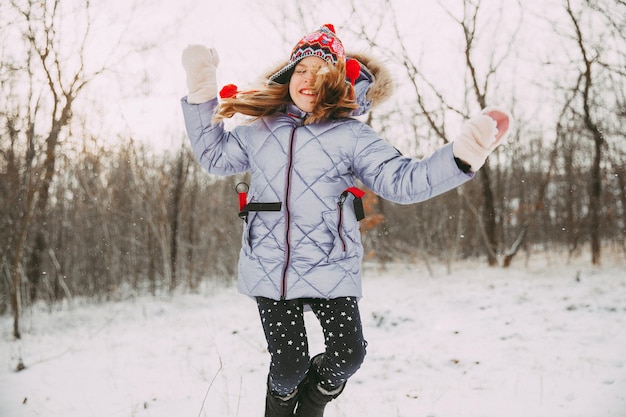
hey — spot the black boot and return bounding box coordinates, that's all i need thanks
[294,355,345,417]
[265,385,299,417]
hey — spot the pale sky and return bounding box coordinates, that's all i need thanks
[4,0,577,153]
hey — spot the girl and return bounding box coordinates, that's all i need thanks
[181,24,511,417]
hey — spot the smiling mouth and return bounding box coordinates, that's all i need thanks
[300,89,316,96]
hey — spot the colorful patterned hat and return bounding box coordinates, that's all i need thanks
[269,24,346,84]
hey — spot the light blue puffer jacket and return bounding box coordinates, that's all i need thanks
[181,55,473,300]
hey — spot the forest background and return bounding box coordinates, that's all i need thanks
[1,0,625,339]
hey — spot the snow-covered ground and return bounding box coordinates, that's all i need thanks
[2,251,625,417]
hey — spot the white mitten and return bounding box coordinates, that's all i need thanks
[453,107,512,172]
[182,45,220,104]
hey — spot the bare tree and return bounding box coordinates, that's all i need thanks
[549,0,626,264]
[1,0,159,339]
[349,0,522,266]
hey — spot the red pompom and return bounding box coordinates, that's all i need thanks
[323,23,336,34]
[220,84,238,99]
[346,59,360,86]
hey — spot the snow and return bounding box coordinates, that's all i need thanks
[2,252,625,417]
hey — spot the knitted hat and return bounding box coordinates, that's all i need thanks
[269,24,346,85]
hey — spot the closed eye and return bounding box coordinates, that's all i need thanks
[294,66,321,75]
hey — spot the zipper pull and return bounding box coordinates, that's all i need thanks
[338,193,347,208]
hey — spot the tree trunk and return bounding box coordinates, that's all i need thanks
[11,179,38,339]
[589,133,602,265]
[479,166,499,266]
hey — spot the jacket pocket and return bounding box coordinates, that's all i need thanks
[241,211,257,258]
[322,208,359,262]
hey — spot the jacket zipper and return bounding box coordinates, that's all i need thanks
[280,127,297,299]
[337,201,347,251]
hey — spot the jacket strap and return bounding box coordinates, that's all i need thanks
[239,202,282,219]
[339,187,366,221]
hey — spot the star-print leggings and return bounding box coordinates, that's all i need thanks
[257,296,367,396]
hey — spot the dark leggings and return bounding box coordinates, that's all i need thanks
[257,296,367,396]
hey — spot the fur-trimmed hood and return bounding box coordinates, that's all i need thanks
[264,51,394,116]
[346,52,395,116]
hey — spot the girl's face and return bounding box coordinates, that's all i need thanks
[289,56,326,113]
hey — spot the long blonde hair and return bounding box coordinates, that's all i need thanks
[214,60,358,125]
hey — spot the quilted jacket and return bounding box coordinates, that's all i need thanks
[181,54,473,301]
